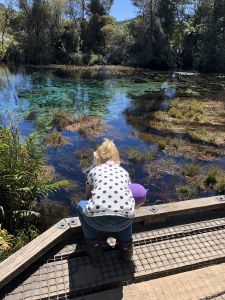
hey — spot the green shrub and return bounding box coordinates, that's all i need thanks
[0,225,39,262]
[42,131,69,147]
[3,41,24,63]
[0,124,68,232]
[70,52,83,65]
[88,53,103,66]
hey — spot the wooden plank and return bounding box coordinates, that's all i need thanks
[0,218,80,289]
[75,262,225,300]
[1,196,224,290]
[7,226,225,299]
[134,196,225,224]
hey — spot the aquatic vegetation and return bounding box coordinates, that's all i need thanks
[182,164,201,177]
[168,99,205,122]
[139,130,224,161]
[189,176,206,192]
[51,110,107,138]
[52,110,74,131]
[66,115,107,139]
[204,167,220,186]
[42,131,70,148]
[0,124,69,232]
[35,114,52,132]
[147,159,181,176]
[147,98,225,158]
[25,111,37,121]
[177,184,197,199]
[75,148,93,170]
[216,174,225,193]
[179,166,225,197]
[157,141,166,151]
[126,148,157,164]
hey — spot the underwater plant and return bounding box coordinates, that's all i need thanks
[42,131,70,148]
[52,110,75,131]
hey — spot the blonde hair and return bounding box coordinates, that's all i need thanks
[94,139,120,165]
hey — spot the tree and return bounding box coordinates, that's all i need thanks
[88,0,114,16]
[83,0,114,55]
[193,0,225,72]
[130,0,175,68]
[1,0,15,47]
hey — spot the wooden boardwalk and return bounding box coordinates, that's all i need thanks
[1,196,225,299]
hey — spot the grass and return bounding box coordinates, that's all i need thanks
[52,110,107,138]
[177,185,197,199]
[177,166,225,200]
[204,167,219,186]
[126,148,157,164]
[139,131,225,161]
[28,64,139,76]
[216,174,225,193]
[168,99,205,122]
[182,163,201,177]
[42,131,69,147]
[149,98,225,148]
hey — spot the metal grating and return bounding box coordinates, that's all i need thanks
[3,217,225,300]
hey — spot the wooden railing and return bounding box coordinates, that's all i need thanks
[0,195,225,289]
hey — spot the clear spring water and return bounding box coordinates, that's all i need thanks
[1,64,225,219]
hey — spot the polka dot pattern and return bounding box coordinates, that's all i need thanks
[85,161,135,218]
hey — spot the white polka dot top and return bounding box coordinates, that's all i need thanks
[84,161,135,218]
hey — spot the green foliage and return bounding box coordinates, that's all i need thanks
[126,148,156,164]
[0,225,39,262]
[204,167,219,186]
[2,0,225,71]
[177,184,197,199]
[42,131,70,148]
[182,163,201,177]
[0,124,68,232]
[168,99,205,122]
[70,52,83,65]
[216,174,225,193]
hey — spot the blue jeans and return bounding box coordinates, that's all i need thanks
[76,200,133,243]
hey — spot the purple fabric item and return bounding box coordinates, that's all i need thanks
[129,183,147,206]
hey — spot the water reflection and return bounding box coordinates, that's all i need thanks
[0,64,224,214]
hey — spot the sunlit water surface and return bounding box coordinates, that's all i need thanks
[1,65,225,219]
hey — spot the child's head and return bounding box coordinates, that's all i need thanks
[129,183,148,208]
[94,139,120,165]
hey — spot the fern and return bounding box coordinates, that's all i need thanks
[0,124,68,233]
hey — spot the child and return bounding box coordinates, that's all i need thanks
[76,139,135,262]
